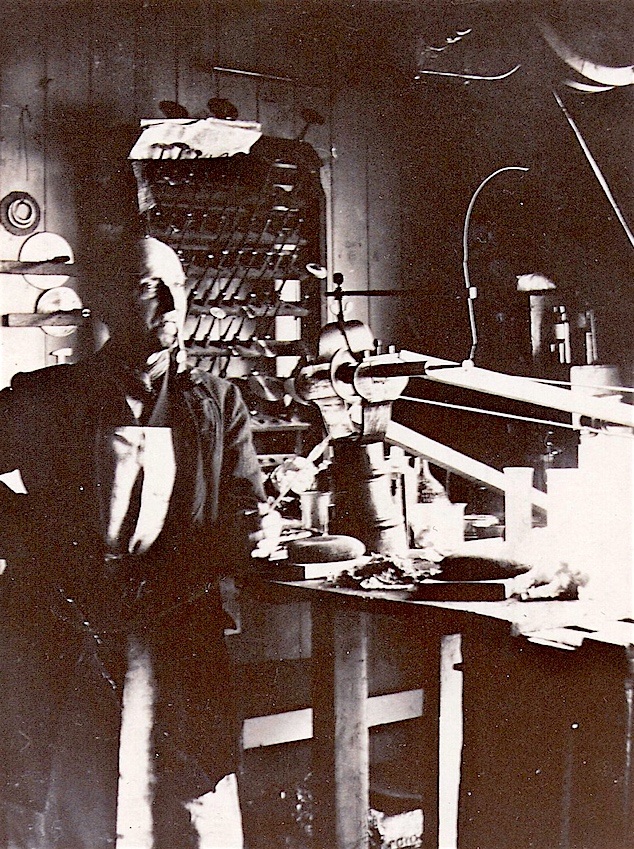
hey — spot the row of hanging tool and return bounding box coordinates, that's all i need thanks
[137,136,324,376]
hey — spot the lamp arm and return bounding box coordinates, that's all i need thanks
[462,165,529,364]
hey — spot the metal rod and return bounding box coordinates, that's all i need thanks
[398,349,634,428]
[0,260,77,275]
[414,64,521,82]
[324,289,405,297]
[3,309,90,327]
[403,394,634,440]
[337,349,634,428]
[212,66,301,84]
[386,419,548,511]
[552,90,634,251]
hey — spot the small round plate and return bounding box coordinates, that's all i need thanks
[18,231,74,289]
[36,286,83,337]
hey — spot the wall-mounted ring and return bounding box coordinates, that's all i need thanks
[0,191,41,236]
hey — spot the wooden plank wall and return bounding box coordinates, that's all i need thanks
[0,0,408,387]
[0,9,50,378]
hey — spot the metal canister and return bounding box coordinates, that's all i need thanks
[329,439,408,556]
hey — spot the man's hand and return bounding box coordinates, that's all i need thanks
[249,500,283,559]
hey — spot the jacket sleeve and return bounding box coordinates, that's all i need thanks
[0,383,23,475]
[0,380,34,559]
[219,380,266,514]
[214,381,267,570]
[0,366,69,475]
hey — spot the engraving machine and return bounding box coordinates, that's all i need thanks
[293,317,634,608]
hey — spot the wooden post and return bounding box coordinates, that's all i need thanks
[438,633,464,849]
[311,602,370,849]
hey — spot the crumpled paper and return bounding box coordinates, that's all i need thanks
[129,117,262,160]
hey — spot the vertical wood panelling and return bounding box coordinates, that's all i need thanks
[77,2,138,347]
[0,0,411,385]
[330,88,370,326]
[175,0,216,118]
[42,3,93,363]
[214,70,258,125]
[45,2,91,238]
[213,4,260,123]
[255,77,295,138]
[134,2,178,119]
[251,5,300,138]
[367,95,403,347]
[299,84,330,162]
[90,3,137,124]
[0,12,48,382]
[0,15,46,201]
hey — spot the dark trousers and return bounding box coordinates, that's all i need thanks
[0,611,120,848]
[0,594,238,848]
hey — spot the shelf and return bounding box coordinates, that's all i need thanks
[250,416,311,433]
[186,340,307,358]
[0,260,78,275]
[188,300,309,318]
[2,309,90,327]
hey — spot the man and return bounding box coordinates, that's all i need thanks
[0,235,279,847]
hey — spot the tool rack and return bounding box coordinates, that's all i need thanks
[132,131,326,457]
[133,135,324,372]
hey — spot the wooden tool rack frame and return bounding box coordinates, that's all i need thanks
[133,134,325,379]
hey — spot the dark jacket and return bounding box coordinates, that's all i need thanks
[0,344,265,806]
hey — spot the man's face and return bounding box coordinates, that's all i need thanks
[132,240,187,355]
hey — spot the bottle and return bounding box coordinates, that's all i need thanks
[412,460,463,559]
[417,459,449,503]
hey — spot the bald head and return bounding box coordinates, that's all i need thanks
[135,237,186,292]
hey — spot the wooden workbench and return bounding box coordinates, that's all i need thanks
[243,576,634,849]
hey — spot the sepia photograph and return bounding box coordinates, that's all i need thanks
[0,1,632,847]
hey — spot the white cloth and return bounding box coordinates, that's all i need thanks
[97,426,176,556]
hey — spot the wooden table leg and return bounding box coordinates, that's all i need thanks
[311,602,370,849]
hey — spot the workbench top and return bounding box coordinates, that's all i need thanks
[247,573,634,650]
